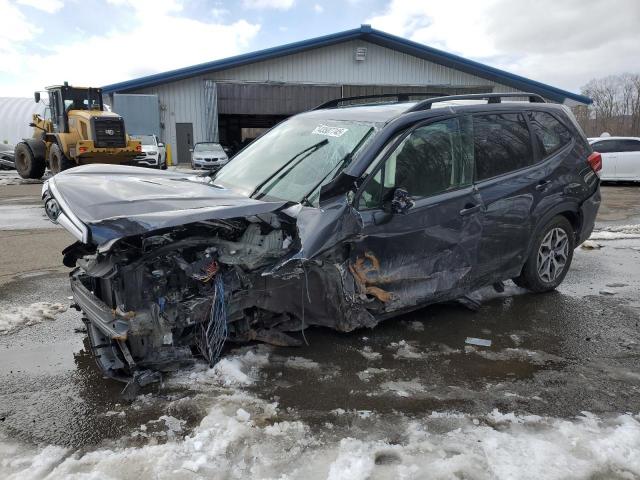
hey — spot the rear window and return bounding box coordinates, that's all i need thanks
[528,112,572,157]
[473,113,533,181]
[591,140,620,153]
[617,139,640,152]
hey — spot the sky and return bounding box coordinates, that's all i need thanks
[1,0,639,97]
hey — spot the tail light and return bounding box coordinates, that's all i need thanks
[588,151,602,175]
[78,146,87,153]
[135,144,142,152]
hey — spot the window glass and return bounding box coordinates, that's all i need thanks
[528,111,572,157]
[359,117,473,209]
[473,113,533,181]
[215,116,377,204]
[591,140,619,153]
[618,140,640,152]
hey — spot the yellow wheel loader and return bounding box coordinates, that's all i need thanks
[14,83,141,179]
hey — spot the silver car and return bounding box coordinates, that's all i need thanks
[191,142,229,170]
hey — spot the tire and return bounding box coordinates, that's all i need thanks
[513,216,575,292]
[49,144,75,175]
[14,143,46,179]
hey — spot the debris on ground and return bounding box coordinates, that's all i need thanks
[599,289,616,296]
[465,337,492,347]
[581,240,602,250]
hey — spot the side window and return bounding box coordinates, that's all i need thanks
[591,140,618,153]
[618,140,640,153]
[473,113,533,181]
[528,111,572,158]
[359,117,473,209]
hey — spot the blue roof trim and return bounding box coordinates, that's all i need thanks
[103,25,591,105]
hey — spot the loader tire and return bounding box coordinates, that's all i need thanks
[49,144,75,175]
[15,142,46,179]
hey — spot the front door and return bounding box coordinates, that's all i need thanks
[176,122,193,164]
[352,116,483,313]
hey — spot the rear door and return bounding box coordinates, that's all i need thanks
[471,111,539,283]
[615,139,640,180]
[354,116,482,309]
[591,139,619,180]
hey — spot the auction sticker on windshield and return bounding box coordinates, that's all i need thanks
[312,125,349,137]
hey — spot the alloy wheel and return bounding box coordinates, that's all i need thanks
[537,227,569,283]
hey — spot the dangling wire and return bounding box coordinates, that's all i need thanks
[300,261,311,346]
[200,274,228,366]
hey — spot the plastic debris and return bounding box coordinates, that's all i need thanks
[465,337,492,347]
[599,289,616,296]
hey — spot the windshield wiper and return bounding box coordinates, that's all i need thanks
[299,127,374,206]
[250,139,329,199]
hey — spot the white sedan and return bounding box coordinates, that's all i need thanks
[589,136,640,181]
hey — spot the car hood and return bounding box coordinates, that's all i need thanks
[45,164,288,246]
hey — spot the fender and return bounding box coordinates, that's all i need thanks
[526,199,582,255]
[22,138,47,161]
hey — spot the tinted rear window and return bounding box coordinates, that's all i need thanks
[591,140,620,153]
[473,113,533,181]
[529,112,572,157]
[618,139,640,152]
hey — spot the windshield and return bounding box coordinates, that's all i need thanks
[134,135,156,146]
[62,89,102,111]
[194,143,224,153]
[214,116,376,205]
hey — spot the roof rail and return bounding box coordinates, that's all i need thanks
[313,92,450,110]
[407,92,546,112]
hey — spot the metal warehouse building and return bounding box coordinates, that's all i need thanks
[102,25,591,164]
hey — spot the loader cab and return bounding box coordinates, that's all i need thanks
[44,84,104,133]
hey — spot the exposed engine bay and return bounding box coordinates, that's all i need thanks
[63,209,381,389]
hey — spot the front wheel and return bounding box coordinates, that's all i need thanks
[513,216,575,292]
[15,143,46,179]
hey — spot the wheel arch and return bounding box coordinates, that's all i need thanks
[528,201,582,255]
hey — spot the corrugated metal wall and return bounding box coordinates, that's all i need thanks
[130,39,525,160]
[0,97,46,145]
[112,94,161,136]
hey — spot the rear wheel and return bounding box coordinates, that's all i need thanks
[513,216,575,292]
[49,144,75,175]
[14,143,46,179]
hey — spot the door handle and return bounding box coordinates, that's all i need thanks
[535,180,552,191]
[459,203,481,216]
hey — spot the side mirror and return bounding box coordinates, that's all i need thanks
[34,92,40,103]
[389,188,414,215]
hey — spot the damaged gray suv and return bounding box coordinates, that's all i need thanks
[42,93,602,387]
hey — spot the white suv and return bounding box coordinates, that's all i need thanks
[132,135,167,169]
[589,136,640,182]
[191,142,229,170]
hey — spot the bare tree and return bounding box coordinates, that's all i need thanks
[577,73,640,137]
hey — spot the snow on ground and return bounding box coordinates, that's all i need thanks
[2,400,640,480]
[590,224,640,240]
[0,302,67,335]
[1,347,640,479]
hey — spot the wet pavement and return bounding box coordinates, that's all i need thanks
[1,170,639,478]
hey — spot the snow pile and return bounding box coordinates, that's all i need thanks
[0,302,67,335]
[357,345,382,361]
[467,347,566,365]
[590,224,640,240]
[3,408,640,479]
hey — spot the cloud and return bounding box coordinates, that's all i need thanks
[242,0,295,10]
[367,0,640,92]
[0,0,40,53]
[313,4,323,13]
[16,0,64,14]
[0,0,260,96]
